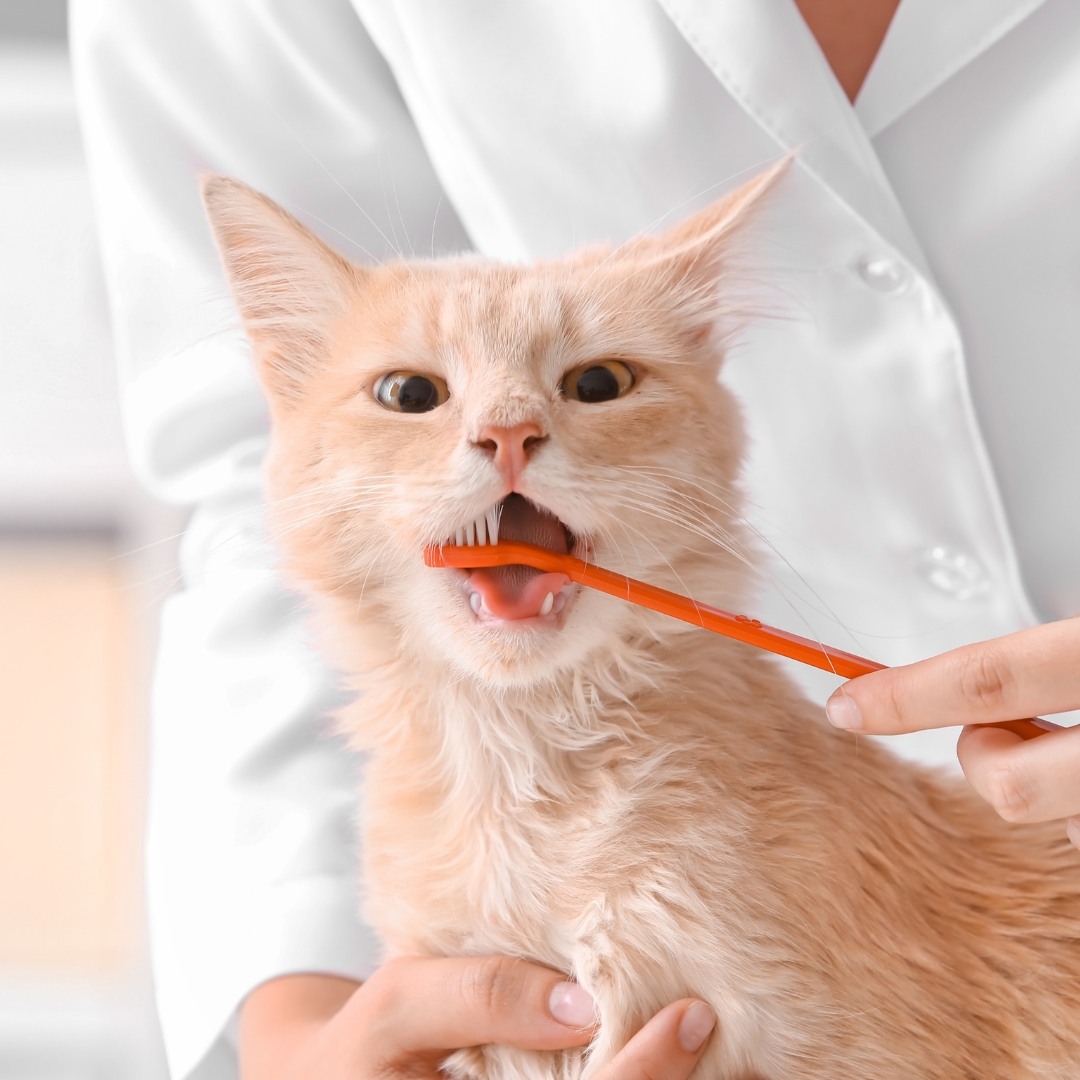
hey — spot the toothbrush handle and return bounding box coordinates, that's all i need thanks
[424,542,1059,741]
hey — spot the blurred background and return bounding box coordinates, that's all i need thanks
[0,0,177,1075]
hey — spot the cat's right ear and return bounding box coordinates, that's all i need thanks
[201,176,359,404]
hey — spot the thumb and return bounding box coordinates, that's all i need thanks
[593,1000,717,1080]
[352,956,597,1059]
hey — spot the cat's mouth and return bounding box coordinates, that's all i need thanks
[443,494,579,626]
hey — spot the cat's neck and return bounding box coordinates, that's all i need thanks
[351,624,693,809]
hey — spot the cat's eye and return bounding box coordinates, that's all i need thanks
[374,371,449,413]
[561,359,635,403]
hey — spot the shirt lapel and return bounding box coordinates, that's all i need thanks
[656,0,929,270]
[856,0,1052,137]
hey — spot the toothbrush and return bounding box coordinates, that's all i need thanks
[425,540,1059,742]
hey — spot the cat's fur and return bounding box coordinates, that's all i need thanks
[203,167,1080,1079]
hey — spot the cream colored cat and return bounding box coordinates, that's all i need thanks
[202,166,1080,1080]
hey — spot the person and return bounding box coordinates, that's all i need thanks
[70,0,1080,1078]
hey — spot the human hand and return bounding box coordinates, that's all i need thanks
[825,619,1080,846]
[239,957,716,1080]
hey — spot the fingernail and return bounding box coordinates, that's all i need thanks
[548,982,597,1028]
[677,1000,716,1053]
[826,691,863,730]
[1067,816,1080,852]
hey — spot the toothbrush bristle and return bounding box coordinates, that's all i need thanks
[446,504,503,549]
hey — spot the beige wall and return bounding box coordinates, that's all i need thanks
[0,543,137,973]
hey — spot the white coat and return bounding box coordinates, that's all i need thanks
[70,1,1080,1076]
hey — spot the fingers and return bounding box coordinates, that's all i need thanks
[956,723,1080,824]
[825,619,1080,735]
[351,955,597,1062]
[266,961,717,1080]
[593,1000,716,1080]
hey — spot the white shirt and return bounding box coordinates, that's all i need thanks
[70,1,1080,1076]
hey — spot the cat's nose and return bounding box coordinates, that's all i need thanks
[474,422,547,485]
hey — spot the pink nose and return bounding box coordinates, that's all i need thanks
[475,422,546,484]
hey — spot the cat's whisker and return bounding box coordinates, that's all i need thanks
[598,498,748,572]
[603,468,787,562]
[581,478,753,556]
[110,480,390,569]
[614,519,714,612]
[354,533,402,606]
[618,498,750,561]
[611,464,742,504]
[609,468,864,646]
[607,493,865,652]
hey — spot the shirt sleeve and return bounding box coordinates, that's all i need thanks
[69,2,473,1077]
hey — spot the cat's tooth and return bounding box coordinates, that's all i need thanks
[455,527,465,546]
[475,513,487,546]
[487,505,500,545]
[469,592,481,613]
[539,592,554,617]
[465,519,476,546]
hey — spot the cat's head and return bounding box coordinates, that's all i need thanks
[202,166,783,687]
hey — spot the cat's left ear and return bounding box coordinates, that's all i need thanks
[626,154,793,339]
[201,176,359,404]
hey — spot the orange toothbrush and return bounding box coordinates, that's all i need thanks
[424,540,1058,742]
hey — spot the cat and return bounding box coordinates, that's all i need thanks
[202,164,1080,1080]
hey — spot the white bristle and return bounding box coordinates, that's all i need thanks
[465,519,476,546]
[475,514,487,546]
[455,527,465,546]
[486,505,501,545]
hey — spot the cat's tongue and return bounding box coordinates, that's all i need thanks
[467,495,571,621]
[469,568,570,620]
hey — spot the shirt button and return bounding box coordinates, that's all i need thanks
[857,255,909,293]
[921,546,990,600]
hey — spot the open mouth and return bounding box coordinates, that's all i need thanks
[442,494,577,624]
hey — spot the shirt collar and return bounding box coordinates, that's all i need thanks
[656,0,929,269]
[856,0,1051,137]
